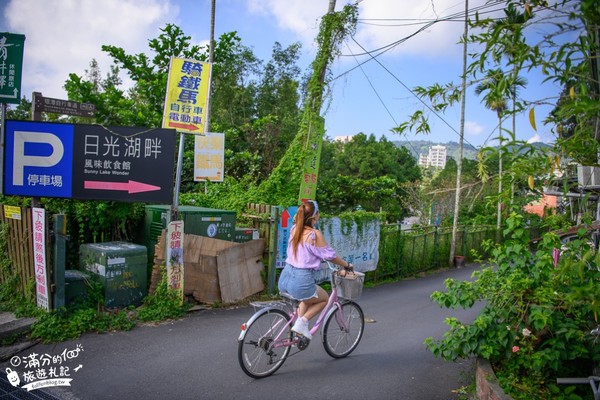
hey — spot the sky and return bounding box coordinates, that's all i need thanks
[0,0,566,151]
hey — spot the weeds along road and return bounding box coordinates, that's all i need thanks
[4,263,483,400]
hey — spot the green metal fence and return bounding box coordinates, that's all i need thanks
[370,224,499,284]
[242,203,503,291]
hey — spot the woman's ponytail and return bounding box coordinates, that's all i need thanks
[289,201,317,258]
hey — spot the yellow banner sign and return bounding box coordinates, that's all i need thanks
[298,117,324,203]
[162,57,212,133]
[194,133,224,182]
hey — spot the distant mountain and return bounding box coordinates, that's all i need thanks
[394,140,553,161]
[394,140,479,161]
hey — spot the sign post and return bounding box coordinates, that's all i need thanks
[162,58,212,134]
[0,32,25,194]
[162,57,213,219]
[33,207,50,311]
[33,92,96,118]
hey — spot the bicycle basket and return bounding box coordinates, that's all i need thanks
[333,271,365,300]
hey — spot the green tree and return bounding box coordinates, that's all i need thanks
[410,0,600,397]
[6,96,31,120]
[423,157,496,225]
[318,134,421,221]
[255,4,358,206]
[220,41,303,182]
[474,69,527,229]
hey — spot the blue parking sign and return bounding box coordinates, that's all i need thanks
[4,120,74,198]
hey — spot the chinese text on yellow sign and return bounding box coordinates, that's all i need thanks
[195,133,224,182]
[162,57,212,133]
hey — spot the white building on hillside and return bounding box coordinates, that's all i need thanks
[334,135,353,143]
[418,145,447,168]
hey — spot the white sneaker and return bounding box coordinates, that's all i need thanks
[292,318,312,340]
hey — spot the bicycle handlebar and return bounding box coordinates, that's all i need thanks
[323,260,353,272]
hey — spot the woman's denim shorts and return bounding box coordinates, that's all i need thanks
[278,263,318,301]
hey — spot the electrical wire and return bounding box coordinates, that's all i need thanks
[328,0,533,151]
[349,36,478,150]
[339,0,507,60]
[343,42,421,157]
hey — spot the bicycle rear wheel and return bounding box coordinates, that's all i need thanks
[322,301,364,358]
[238,308,292,378]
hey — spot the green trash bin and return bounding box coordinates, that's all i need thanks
[79,242,148,308]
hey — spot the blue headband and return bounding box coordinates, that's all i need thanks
[308,200,319,218]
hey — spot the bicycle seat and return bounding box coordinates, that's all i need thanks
[279,291,300,306]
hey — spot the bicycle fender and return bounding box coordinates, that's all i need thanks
[238,307,286,341]
[324,301,344,323]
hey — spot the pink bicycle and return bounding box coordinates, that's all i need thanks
[237,261,365,378]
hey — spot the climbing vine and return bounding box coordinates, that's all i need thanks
[255,4,358,206]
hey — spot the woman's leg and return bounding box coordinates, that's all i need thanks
[298,286,328,320]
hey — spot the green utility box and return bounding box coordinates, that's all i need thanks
[142,205,237,268]
[234,227,260,243]
[79,242,148,308]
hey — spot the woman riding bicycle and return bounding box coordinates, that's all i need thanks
[278,200,352,340]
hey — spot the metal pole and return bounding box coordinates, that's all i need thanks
[206,0,215,134]
[268,206,280,295]
[31,92,42,208]
[202,0,216,196]
[449,0,469,267]
[0,102,5,195]
[52,214,67,309]
[172,132,184,220]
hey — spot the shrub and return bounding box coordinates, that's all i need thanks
[137,267,188,322]
[424,212,600,399]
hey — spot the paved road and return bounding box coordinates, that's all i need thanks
[2,263,483,400]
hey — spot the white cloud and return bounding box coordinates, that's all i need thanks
[4,0,177,99]
[352,0,493,59]
[465,120,485,136]
[246,0,324,51]
[247,0,495,59]
[527,134,541,143]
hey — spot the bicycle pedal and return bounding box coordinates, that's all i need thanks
[297,336,310,350]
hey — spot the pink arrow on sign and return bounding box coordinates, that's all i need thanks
[84,180,161,194]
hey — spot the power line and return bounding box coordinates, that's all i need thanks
[336,1,507,62]
[342,42,421,157]
[328,1,518,149]
[349,36,478,150]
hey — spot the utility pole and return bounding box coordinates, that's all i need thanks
[206,0,215,133]
[450,0,469,267]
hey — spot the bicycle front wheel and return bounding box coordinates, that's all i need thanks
[238,308,292,378]
[322,301,364,358]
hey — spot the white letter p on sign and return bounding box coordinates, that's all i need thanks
[13,131,65,186]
